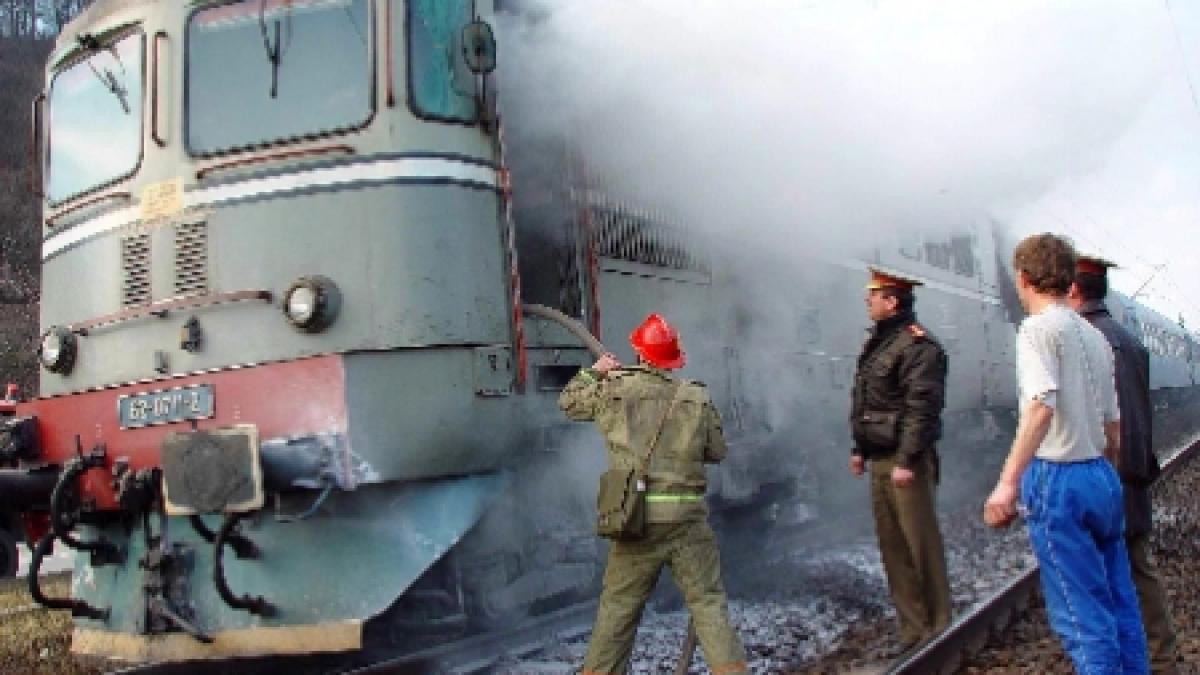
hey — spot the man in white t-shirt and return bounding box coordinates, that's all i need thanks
[984,234,1148,674]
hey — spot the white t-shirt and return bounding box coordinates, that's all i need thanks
[1016,303,1119,462]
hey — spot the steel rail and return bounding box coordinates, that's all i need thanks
[888,435,1200,675]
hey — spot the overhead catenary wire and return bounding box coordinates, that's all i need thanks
[1029,203,1107,257]
[1164,0,1200,124]
[1045,195,1200,327]
[1051,195,1155,268]
[1158,270,1200,330]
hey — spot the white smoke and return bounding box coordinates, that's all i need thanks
[499,0,1170,259]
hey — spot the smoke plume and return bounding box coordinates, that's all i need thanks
[499,0,1169,257]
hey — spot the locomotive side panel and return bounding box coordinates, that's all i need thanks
[595,263,721,389]
[342,348,525,480]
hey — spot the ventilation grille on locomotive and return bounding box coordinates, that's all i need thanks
[121,233,151,307]
[174,221,209,297]
[585,200,709,274]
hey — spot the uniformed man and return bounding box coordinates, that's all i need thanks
[559,313,748,675]
[1067,255,1178,674]
[850,267,951,652]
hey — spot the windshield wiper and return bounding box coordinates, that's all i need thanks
[259,0,294,98]
[98,66,130,114]
[78,34,131,115]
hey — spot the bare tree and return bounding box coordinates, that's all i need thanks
[0,0,92,392]
[0,0,91,38]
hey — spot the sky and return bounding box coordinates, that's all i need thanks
[501,0,1200,331]
[1004,0,1200,329]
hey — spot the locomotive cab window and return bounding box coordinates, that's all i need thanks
[406,0,477,122]
[47,30,145,205]
[186,0,373,156]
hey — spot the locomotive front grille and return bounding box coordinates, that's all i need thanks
[174,221,209,297]
[121,233,151,307]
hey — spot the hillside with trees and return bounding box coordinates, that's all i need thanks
[0,1,91,395]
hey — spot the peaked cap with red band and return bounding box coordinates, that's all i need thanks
[866,267,924,292]
[1076,254,1117,277]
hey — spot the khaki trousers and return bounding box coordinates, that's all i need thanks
[1126,532,1179,674]
[582,520,747,674]
[869,454,951,645]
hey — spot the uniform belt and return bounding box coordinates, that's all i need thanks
[646,494,704,503]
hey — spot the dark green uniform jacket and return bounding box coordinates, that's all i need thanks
[1080,299,1159,537]
[558,365,726,523]
[850,311,947,469]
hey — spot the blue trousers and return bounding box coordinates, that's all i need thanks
[1021,457,1148,674]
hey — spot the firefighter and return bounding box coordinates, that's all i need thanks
[559,313,747,675]
[1068,255,1178,674]
[850,267,951,652]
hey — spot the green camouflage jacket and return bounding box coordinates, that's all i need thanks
[558,365,727,522]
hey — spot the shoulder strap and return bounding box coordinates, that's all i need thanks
[637,382,687,476]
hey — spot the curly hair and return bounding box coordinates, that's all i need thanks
[1013,233,1077,296]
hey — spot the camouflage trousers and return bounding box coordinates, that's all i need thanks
[869,453,951,646]
[582,520,748,674]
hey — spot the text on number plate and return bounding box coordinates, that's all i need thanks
[119,385,214,429]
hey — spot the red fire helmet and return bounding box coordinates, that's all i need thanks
[629,313,686,369]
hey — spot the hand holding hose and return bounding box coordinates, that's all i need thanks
[593,353,622,375]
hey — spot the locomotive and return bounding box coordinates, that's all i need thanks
[2,0,1198,667]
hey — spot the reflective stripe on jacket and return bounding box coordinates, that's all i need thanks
[559,365,726,522]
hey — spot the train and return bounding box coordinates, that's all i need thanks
[1,0,1198,667]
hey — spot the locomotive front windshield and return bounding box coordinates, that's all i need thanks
[47,32,144,204]
[186,0,372,155]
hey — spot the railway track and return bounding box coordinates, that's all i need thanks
[885,436,1200,675]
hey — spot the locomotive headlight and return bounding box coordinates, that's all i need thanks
[283,276,341,333]
[286,286,317,324]
[39,326,77,374]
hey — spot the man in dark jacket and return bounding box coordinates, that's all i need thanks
[850,267,951,652]
[1068,255,1178,674]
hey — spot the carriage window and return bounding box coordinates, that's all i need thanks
[47,32,144,204]
[187,0,372,155]
[407,0,477,122]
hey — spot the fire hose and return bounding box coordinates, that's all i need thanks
[520,303,606,358]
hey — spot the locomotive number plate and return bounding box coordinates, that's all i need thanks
[118,384,214,429]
